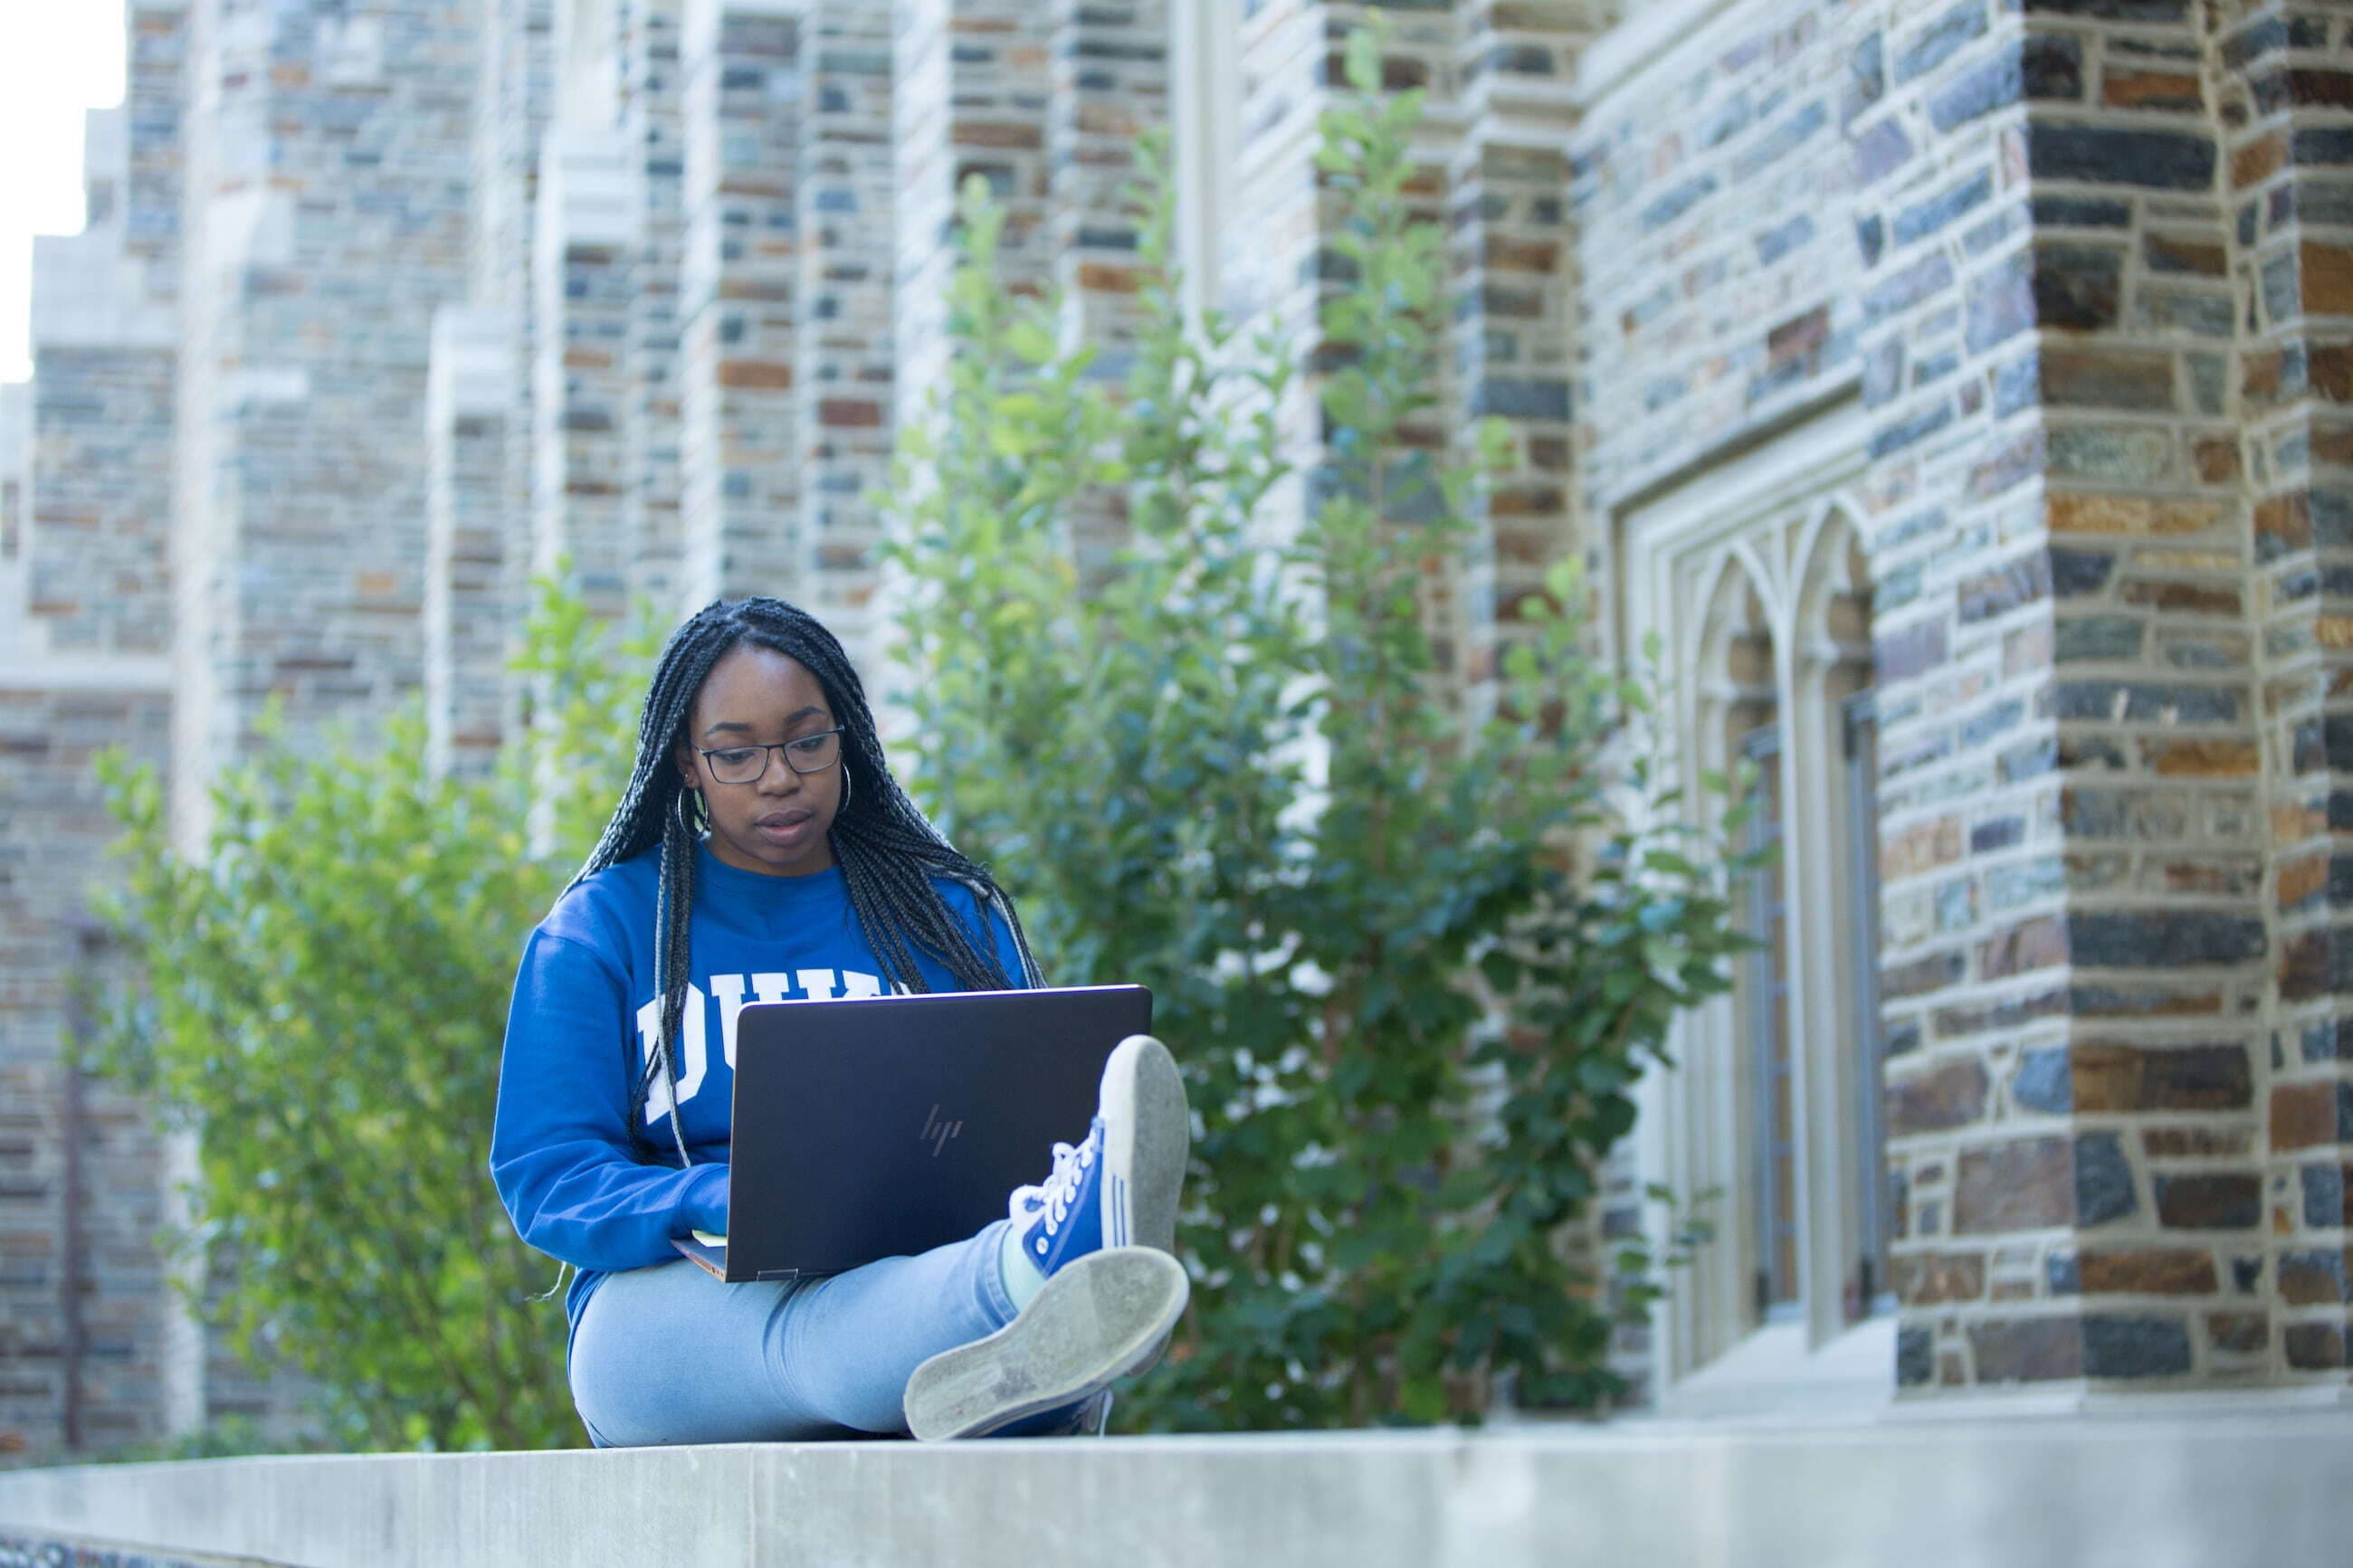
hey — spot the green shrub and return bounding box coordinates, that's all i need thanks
[92,584,650,1450]
[884,26,1750,1429]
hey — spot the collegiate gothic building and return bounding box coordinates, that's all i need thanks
[4,0,2351,1458]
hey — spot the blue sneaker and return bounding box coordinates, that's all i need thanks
[1010,1034,1189,1271]
[903,1248,1186,1440]
[900,1037,1192,1442]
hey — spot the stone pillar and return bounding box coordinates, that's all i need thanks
[1049,0,1167,385]
[891,0,1054,442]
[1046,0,1169,583]
[679,0,802,608]
[1445,3,1590,714]
[169,0,481,1436]
[1839,0,2286,1395]
[798,0,898,670]
[23,133,177,661]
[2000,0,2270,1392]
[623,0,690,617]
[475,0,554,738]
[172,0,480,774]
[425,308,514,780]
[531,124,636,621]
[2208,0,2353,1388]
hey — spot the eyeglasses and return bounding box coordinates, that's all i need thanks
[693,728,844,784]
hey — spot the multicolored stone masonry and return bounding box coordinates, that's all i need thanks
[8,0,2353,1458]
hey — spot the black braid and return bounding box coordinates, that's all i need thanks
[563,597,1043,1161]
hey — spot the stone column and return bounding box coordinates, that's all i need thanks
[169,0,481,1435]
[1842,0,2280,1395]
[797,0,898,671]
[425,308,514,780]
[1445,3,1591,715]
[475,0,554,738]
[1047,0,1169,584]
[891,0,1055,438]
[531,124,636,622]
[1049,0,1167,378]
[2207,0,2353,1389]
[678,0,802,607]
[623,0,690,617]
[1220,3,1471,547]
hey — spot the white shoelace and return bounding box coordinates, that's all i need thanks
[1008,1133,1098,1255]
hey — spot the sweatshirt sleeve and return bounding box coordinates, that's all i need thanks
[488,927,729,1270]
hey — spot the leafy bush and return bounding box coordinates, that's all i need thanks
[92,585,650,1450]
[884,27,1749,1429]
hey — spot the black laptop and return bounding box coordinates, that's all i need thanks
[671,984,1153,1281]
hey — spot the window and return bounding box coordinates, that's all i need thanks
[1742,718,1800,1321]
[1615,409,1893,1408]
[1843,690,1894,1319]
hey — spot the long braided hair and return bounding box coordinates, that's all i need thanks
[568,597,1043,1164]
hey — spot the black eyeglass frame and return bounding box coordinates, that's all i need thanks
[691,727,847,784]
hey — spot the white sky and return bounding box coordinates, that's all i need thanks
[0,4,128,383]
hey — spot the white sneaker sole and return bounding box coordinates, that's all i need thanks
[1099,1034,1189,1254]
[903,1248,1189,1442]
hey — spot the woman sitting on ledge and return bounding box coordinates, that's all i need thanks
[488,596,1190,1445]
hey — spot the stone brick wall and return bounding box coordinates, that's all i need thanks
[0,90,181,1464]
[1046,0,1167,584]
[162,0,483,1442]
[2207,0,2353,1386]
[0,689,172,1460]
[532,123,637,621]
[678,0,803,606]
[2007,0,2271,1393]
[474,0,554,743]
[426,307,515,779]
[623,0,689,614]
[173,0,480,776]
[1569,0,2353,1401]
[794,0,896,670]
[25,339,176,660]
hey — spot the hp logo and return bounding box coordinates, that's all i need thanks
[919,1104,964,1158]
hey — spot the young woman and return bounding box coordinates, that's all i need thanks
[489,596,1190,1444]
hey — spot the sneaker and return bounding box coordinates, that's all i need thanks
[986,1384,1114,1440]
[903,1247,1188,1441]
[1009,1033,1189,1275]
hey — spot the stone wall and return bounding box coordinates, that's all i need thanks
[426,307,515,779]
[1571,0,2353,1398]
[623,0,690,613]
[0,90,179,1459]
[164,0,484,1442]
[677,0,803,606]
[794,0,897,671]
[2210,0,2353,1387]
[0,687,171,1460]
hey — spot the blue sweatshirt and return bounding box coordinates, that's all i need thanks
[488,841,1024,1320]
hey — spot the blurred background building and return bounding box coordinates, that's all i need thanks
[4,0,2350,1458]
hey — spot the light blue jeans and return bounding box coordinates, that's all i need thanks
[567,1220,1027,1446]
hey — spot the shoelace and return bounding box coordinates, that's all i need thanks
[1008,1131,1099,1252]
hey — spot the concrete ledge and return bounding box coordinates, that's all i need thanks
[3,1410,2348,1567]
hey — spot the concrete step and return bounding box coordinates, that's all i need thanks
[1,1406,2348,1567]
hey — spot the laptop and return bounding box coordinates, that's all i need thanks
[671,984,1154,1281]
